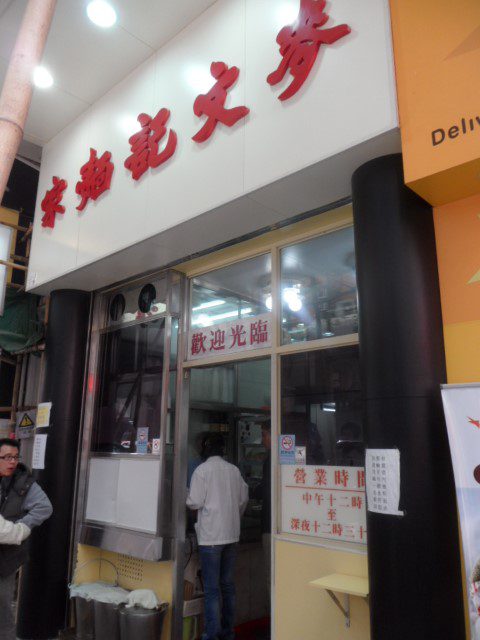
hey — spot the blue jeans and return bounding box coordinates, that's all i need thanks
[199,543,237,640]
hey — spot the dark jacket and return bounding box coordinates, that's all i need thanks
[0,464,45,577]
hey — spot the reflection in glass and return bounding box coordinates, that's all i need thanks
[92,319,165,453]
[190,254,271,329]
[280,227,358,343]
[281,346,364,466]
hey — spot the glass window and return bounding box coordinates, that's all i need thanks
[281,346,363,466]
[190,254,271,329]
[280,227,358,344]
[92,319,165,453]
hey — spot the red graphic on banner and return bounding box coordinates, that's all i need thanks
[468,417,480,429]
[267,0,351,101]
[124,108,177,181]
[76,148,114,211]
[192,61,249,143]
[41,177,67,228]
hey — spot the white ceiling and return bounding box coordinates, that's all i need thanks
[0,0,218,148]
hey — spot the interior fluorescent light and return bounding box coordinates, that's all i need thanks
[192,307,252,326]
[192,300,226,312]
[87,0,117,28]
[33,66,53,89]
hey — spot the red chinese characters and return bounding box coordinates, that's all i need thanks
[294,467,307,484]
[192,61,249,143]
[76,148,114,211]
[41,177,68,229]
[191,332,207,356]
[267,0,351,101]
[250,318,269,346]
[124,108,177,181]
[230,324,247,348]
[210,328,226,351]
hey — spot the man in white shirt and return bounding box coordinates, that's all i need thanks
[187,433,248,640]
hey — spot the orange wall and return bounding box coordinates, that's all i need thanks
[390,0,480,205]
[434,193,480,382]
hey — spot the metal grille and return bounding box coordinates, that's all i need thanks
[116,554,144,582]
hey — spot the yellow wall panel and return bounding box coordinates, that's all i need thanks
[444,321,480,384]
[274,540,369,640]
[75,544,173,640]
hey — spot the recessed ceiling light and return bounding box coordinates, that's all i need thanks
[33,66,53,89]
[87,0,117,28]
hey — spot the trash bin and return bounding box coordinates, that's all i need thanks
[119,603,168,640]
[73,596,94,640]
[94,600,121,640]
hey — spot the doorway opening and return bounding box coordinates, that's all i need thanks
[184,357,271,640]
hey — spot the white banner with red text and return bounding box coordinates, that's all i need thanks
[281,464,367,545]
[188,313,272,360]
[441,384,480,640]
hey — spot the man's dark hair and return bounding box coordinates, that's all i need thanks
[0,438,20,451]
[202,433,225,459]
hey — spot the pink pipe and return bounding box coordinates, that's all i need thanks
[0,0,57,203]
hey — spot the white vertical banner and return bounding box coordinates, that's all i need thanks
[0,225,12,315]
[441,384,480,639]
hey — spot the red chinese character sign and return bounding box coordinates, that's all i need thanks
[41,177,67,229]
[267,0,351,101]
[192,61,249,143]
[188,313,271,360]
[124,108,177,181]
[76,148,114,211]
[281,465,366,544]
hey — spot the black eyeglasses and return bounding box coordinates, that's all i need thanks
[0,455,20,462]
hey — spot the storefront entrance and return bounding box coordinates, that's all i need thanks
[184,358,271,639]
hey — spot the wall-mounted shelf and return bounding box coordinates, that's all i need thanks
[309,573,369,628]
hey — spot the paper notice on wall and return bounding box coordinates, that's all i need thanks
[36,402,52,428]
[32,434,47,469]
[366,449,403,515]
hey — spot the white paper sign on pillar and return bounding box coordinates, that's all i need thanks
[32,434,48,470]
[365,449,403,516]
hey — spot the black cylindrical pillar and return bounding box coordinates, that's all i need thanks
[352,155,464,640]
[17,289,90,640]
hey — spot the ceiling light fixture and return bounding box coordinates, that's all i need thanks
[33,66,53,89]
[87,0,117,28]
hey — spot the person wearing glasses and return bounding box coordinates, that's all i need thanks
[0,438,52,640]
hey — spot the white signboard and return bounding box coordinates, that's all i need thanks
[0,225,12,315]
[15,411,36,439]
[188,313,272,360]
[442,385,480,639]
[32,434,47,470]
[365,449,403,516]
[36,402,52,428]
[281,465,367,544]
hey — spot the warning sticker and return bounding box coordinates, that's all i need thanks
[16,411,35,439]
